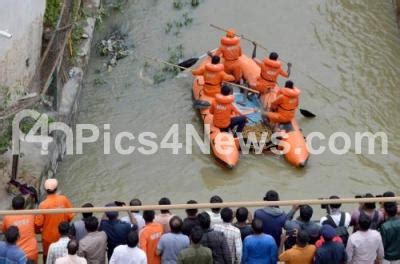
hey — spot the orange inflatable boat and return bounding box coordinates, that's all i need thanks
[192,55,309,168]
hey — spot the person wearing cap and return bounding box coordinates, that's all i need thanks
[314,225,347,264]
[34,179,74,261]
[99,203,134,260]
[215,28,243,83]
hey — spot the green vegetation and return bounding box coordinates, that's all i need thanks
[19,116,56,134]
[44,0,63,28]
[0,128,12,153]
[94,76,107,86]
[173,0,183,10]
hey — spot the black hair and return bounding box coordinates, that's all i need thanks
[67,240,79,255]
[264,190,279,201]
[81,203,94,219]
[210,195,223,213]
[296,230,309,247]
[299,205,313,222]
[46,189,57,195]
[384,203,398,218]
[59,221,70,236]
[235,207,249,223]
[269,52,279,60]
[211,55,220,64]
[364,193,376,210]
[186,200,198,217]
[129,198,142,213]
[383,191,395,197]
[285,80,294,89]
[220,208,233,223]
[197,212,211,229]
[170,216,183,233]
[358,213,371,231]
[127,231,139,248]
[221,85,231,96]
[143,210,155,223]
[12,196,25,210]
[190,226,203,244]
[5,226,19,244]
[251,218,263,234]
[329,195,341,209]
[159,197,171,214]
[84,216,99,232]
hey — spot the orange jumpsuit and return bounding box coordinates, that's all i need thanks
[267,87,300,124]
[192,63,235,97]
[209,94,240,128]
[139,222,163,264]
[34,194,74,258]
[254,59,288,93]
[216,35,242,82]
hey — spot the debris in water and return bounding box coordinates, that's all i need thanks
[96,31,130,68]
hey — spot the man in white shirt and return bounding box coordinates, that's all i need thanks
[110,231,147,264]
[121,199,146,231]
[47,222,71,264]
[207,195,223,228]
[320,196,351,227]
[346,213,384,264]
[213,208,242,264]
[55,240,87,264]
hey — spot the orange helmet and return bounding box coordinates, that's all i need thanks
[226,28,236,38]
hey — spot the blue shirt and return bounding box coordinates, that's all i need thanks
[242,234,277,264]
[99,219,133,258]
[315,241,347,264]
[157,232,190,264]
[0,241,27,264]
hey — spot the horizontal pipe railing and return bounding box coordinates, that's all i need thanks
[0,197,399,216]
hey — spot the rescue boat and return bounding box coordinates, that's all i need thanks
[192,54,309,168]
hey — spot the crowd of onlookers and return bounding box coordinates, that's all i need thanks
[1,178,400,264]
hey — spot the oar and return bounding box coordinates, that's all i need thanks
[209,24,331,91]
[178,48,217,69]
[144,56,260,94]
[299,108,316,118]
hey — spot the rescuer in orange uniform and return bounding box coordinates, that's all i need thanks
[209,85,247,134]
[192,55,235,97]
[251,41,292,94]
[264,80,300,125]
[34,179,74,262]
[215,28,243,83]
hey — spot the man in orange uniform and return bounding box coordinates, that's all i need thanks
[192,55,235,97]
[2,196,38,263]
[215,28,243,83]
[253,51,292,94]
[209,85,247,134]
[140,210,163,264]
[34,179,74,262]
[264,80,300,125]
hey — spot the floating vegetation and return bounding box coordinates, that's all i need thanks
[191,0,200,7]
[152,45,185,84]
[164,12,194,36]
[94,76,107,86]
[173,0,183,10]
[96,31,130,68]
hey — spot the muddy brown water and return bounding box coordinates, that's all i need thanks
[57,0,400,215]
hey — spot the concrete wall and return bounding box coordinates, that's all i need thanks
[0,0,46,104]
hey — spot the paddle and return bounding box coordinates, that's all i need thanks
[299,108,316,118]
[178,48,217,69]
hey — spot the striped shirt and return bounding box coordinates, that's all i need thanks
[213,223,242,264]
[46,237,70,264]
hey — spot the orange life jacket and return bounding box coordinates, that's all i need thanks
[210,94,235,128]
[260,59,284,83]
[219,36,241,61]
[275,87,300,119]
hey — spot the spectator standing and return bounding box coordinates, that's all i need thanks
[346,214,384,264]
[70,203,94,242]
[380,203,400,263]
[157,216,190,264]
[110,231,147,264]
[155,197,174,233]
[55,240,87,264]
[284,205,320,248]
[99,203,133,260]
[242,219,277,264]
[314,225,347,264]
[254,190,287,246]
[139,210,163,264]
[182,200,200,236]
[47,222,71,264]
[234,207,253,241]
[2,196,38,263]
[278,230,316,264]
[198,212,232,264]
[177,226,213,264]
[34,179,74,261]
[78,216,107,264]
[350,193,384,232]
[0,226,27,264]
[121,199,146,231]
[207,196,223,228]
[214,208,242,263]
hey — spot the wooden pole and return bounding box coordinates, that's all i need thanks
[0,197,399,216]
[144,56,260,94]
